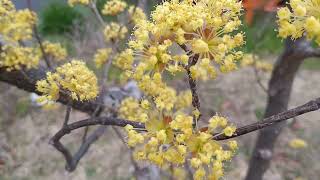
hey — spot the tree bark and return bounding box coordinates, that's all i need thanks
[0,67,102,114]
[245,38,312,180]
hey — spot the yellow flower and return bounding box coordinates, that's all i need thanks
[118,97,148,123]
[94,48,112,68]
[190,158,202,168]
[42,41,67,61]
[277,0,320,45]
[156,130,167,142]
[0,45,41,71]
[102,0,127,16]
[113,49,134,70]
[103,22,128,42]
[194,167,205,180]
[289,138,308,149]
[128,6,146,25]
[223,125,236,137]
[36,60,98,102]
[228,140,238,151]
[68,0,89,7]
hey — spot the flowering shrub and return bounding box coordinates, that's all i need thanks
[0,0,317,179]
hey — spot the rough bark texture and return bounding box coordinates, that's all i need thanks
[0,67,102,114]
[245,38,312,180]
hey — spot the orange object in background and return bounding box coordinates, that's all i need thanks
[242,0,281,25]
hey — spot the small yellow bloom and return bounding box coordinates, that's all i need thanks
[223,125,236,137]
[289,138,308,149]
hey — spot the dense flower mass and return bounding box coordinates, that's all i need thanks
[277,0,320,45]
[42,41,68,61]
[102,0,127,16]
[128,6,146,25]
[0,0,40,71]
[122,109,238,180]
[0,0,36,42]
[103,22,128,42]
[36,60,98,102]
[94,48,112,68]
[118,0,244,83]
[0,45,41,71]
[114,1,244,178]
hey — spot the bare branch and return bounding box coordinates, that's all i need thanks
[253,65,268,94]
[305,47,320,58]
[26,0,53,69]
[213,97,320,140]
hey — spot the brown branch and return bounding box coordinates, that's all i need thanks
[213,97,320,140]
[0,67,103,114]
[26,0,52,69]
[305,47,320,58]
[253,65,268,94]
[183,47,201,124]
[50,116,143,171]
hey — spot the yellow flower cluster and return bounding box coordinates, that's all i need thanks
[36,60,98,102]
[113,48,134,70]
[103,22,128,42]
[277,0,320,45]
[94,48,112,68]
[123,112,237,180]
[241,54,273,72]
[121,0,244,85]
[102,0,127,16]
[113,1,244,178]
[68,0,89,7]
[289,138,308,149]
[42,41,67,61]
[0,45,41,71]
[118,97,149,123]
[128,6,146,25]
[0,0,36,43]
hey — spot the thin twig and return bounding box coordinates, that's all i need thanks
[213,97,320,140]
[26,0,52,69]
[89,0,106,26]
[253,64,268,94]
[112,127,140,171]
[63,104,72,127]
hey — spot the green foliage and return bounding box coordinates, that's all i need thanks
[39,2,84,36]
[240,15,283,54]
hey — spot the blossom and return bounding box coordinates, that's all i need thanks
[0,45,41,71]
[94,48,112,68]
[42,41,67,61]
[36,60,98,102]
[103,22,128,42]
[102,0,127,16]
[289,138,308,149]
[68,0,89,7]
[277,0,320,45]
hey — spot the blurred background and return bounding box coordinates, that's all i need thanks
[0,0,320,179]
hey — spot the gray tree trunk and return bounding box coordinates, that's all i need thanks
[245,38,312,180]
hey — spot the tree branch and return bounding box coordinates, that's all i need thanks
[0,67,103,114]
[213,97,320,140]
[305,47,320,58]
